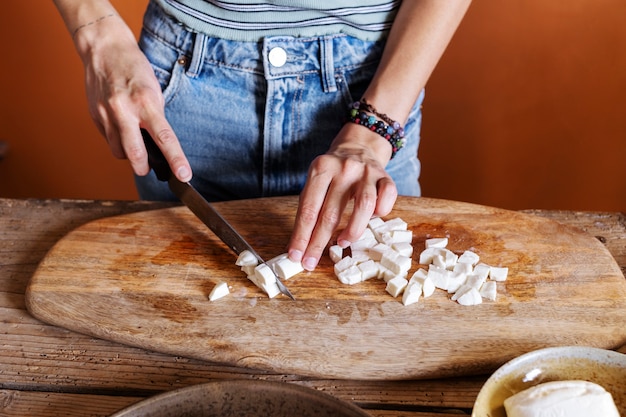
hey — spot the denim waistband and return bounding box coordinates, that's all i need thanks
[142,0,384,88]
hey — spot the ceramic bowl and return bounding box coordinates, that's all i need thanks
[110,379,371,417]
[472,346,626,417]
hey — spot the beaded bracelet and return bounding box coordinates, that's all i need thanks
[348,100,406,159]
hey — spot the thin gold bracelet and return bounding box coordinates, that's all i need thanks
[72,13,118,39]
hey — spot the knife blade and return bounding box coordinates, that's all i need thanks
[141,129,295,300]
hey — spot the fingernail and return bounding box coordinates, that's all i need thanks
[337,239,351,248]
[289,249,303,262]
[177,166,191,181]
[303,257,318,271]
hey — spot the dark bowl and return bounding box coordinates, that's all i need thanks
[110,380,371,417]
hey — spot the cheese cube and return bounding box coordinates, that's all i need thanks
[260,281,281,298]
[337,265,362,285]
[419,247,445,264]
[409,269,435,297]
[458,250,480,266]
[236,250,258,267]
[253,263,278,287]
[241,264,256,276]
[383,230,412,244]
[479,281,497,301]
[351,237,377,251]
[329,245,343,263]
[453,262,473,275]
[466,273,487,289]
[443,249,459,269]
[274,256,304,280]
[473,263,491,281]
[369,243,391,261]
[425,237,448,248]
[490,266,509,281]
[402,281,422,306]
[334,256,356,275]
[384,217,408,231]
[381,250,412,275]
[446,271,468,293]
[427,265,449,290]
[432,254,446,269]
[386,276,408,298]
[451,284,472,301]
[358,260,379,281]
[351,250,371,263]
[392,241,413,258]
[368,216,385,230]
[208,282,229,301]
[456,287,482,306]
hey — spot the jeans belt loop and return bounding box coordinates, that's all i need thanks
[187,32,207,78]
[320,36,337,93]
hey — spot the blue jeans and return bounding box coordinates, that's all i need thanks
[137,0,424,202]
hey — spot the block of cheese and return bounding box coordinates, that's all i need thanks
[503,380,620,417]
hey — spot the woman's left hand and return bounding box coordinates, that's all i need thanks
[288,123,397,271]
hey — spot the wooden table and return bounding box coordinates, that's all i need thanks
[1,198,624,416]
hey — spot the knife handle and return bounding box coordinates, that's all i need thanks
[141,129,172,182]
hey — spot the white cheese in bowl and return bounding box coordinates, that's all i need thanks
[503,380,620,417]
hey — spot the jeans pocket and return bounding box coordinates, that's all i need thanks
[139,30,184,103]
[338,65,377,107]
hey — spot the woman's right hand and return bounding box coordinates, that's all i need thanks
[55,0,192,182]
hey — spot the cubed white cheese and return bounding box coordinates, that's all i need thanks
[384,217,408,231]
[473,263,491,281]
[381,250,412,276]
[337,265,362,285]
[208,282,229,301]
[427,264,449,290]
[451,284,473,301]
[274,255,304,280]
[387,230,413,244]
[351,249,371,263]
[443,249,459,269]
[260,281,281,298]
[455,287,482,306]
[386,276,408,298]
[453,262,473,275]
[253,263,278,287]
[368,216,385,230]
[329,245,343,263]
[432,254,446,269]
[425,237,448,248]
[358,260,379,281]
[458,250,480,266]
[241,264,257,276]
[490,266,509,281]
[402,281,423,306]
[368,242,392,261]
[446,271,468,294]
[350,237,377,251]
[392,241,413,257]
[466,273,487,289]
[409,268,428,283]
[334,256,356,275]
[419,247,445,265]
[236,250,258,267]
[479,280,497,301]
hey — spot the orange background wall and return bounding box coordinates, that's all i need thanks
[1,1,625,211]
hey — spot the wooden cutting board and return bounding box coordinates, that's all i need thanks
[26,196,626,380]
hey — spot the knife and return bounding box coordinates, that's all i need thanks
[141,129,295,300]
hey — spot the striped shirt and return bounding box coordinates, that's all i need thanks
[153,0,401,42]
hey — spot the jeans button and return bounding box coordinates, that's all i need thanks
[268,47,287,67]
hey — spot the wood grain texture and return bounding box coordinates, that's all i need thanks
[25,197,626,380]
